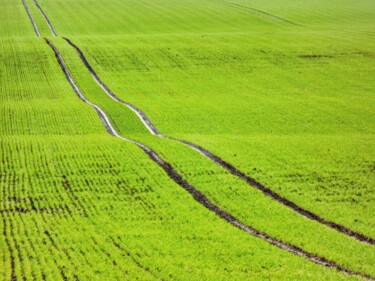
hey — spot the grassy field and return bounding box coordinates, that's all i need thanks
[1,0,374,280]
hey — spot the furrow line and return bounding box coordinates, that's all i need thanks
[1,214,16,281]
[21,0,40,37]
[17,214,39,281]
[110,237,164,280]
[61,175,89,218]
[45,38,374,280]
[8,213,27,281]
[33,0,57,36]
[63,37,375,246]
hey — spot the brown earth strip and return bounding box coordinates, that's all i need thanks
[63,37,375,246]
[45,38,374,280]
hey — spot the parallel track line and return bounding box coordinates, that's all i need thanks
[45,38,374,281]
[33,0,57,36]
[21,0,40,37]
[63,37,375,246]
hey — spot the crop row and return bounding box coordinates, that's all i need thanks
[1,135,352,280]
[38,38,374,278]
[67,32,375,237]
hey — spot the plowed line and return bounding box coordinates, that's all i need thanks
[63,37,375,246]
[21,0,40,37]
[33,0,57,36]
[45,38,374,280]
[1,214,16,281]
[110,237,163,280]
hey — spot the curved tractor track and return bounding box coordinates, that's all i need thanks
[33,0,57,36]
[23,0,373,245]
[215,0,301,26]
[45,38,374,281]
[63,37,375,246]
[21,0,40,37]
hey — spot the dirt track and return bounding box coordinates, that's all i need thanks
[46,38,374,281]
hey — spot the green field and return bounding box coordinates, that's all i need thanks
[0,0,374,280]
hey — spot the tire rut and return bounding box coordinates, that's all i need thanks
[217,0,301,26]
[63,38,160,136]
[33,0,57,36]
[45,38,374,280]
[63,37,375,246]
[21,0,40,37]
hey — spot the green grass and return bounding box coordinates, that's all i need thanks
[1,0,375,280]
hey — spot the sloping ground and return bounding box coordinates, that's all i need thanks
[30,0,375,239]
[44,36,375,277]
[61,33,375,238]
[0,37,357,281]
[1,0,374,280]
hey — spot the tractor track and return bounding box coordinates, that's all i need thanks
[216,0,301,26]
[63,37,375,246]
[33,0,57,36]
[21,0,40,37]
[63,38,160,136]
[45,38,374,280]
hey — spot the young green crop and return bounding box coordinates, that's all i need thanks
[0,29,356,281]
[1,0,374,280]
[62,29,375,237]
[43,36,375,277]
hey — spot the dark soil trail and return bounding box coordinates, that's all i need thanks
[64,37,375,246]
[21,0,40,37]
[33,0,57,36]
[45,38,374,280]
